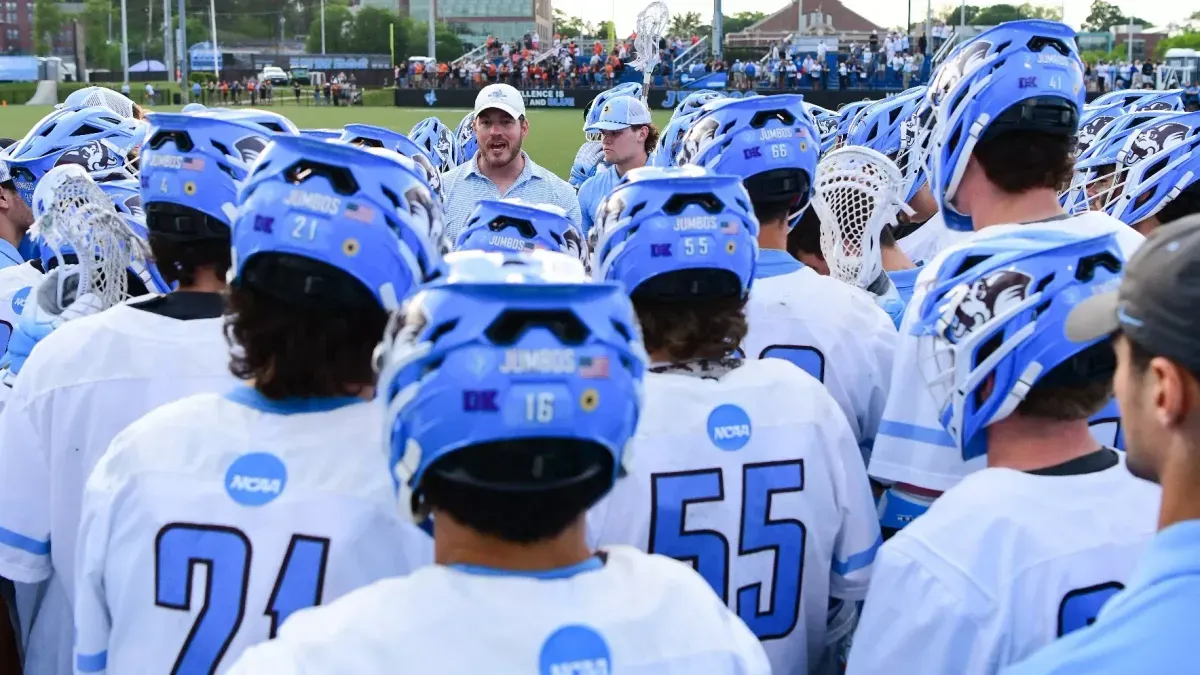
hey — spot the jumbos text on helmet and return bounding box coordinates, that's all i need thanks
[284,189,342,216]
[499,348,577,374]
[674,216,719,231]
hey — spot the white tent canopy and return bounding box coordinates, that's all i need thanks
[129,60,167,72]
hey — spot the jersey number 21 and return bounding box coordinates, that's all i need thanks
[155,523,330,674]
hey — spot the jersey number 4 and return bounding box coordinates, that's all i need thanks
[1058,582,1124,637]
[648,460,805,641]
[155,523,330,675]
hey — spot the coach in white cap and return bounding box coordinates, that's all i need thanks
[577,95,657,236]
[441,83,582,245]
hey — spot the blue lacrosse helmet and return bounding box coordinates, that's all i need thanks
[198,108,299,136]
[140,113,282,229]
[338,123,444,199]
[409,117,458,172]
[1091,89,1157,110]
[456,199,587,263]
[234,136,443,310]
[6,106,146,205]
[591,166,760,300]
[677,94,819,220]
[847,88,925,158]
[649,110,701,168]
[98,178,144,221]
[376,249,647,521]
[927,20,1085,232]
[1132,89,1184,113]
[1104,111,1200,226]
[913,229,1126,460]
[835,100,872,147]
[299,128,343,141]
[1075,103,1127,157]
[455,112,478,166]
[584,84,644,140]
[673,89,724,117]
[805,102,839,154]
[1062,112,1179,214]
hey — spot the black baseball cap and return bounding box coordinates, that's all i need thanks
[1066,214,1200,372]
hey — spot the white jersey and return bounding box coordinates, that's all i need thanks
[227,547,770,675]
[744,250,897,459]
[74,390,433,675]
[867,212,1145,491]
[590,360,882,675]
[0,297,231,675]
[895,212,970,265]
[0,260,43,365]
[846,454,1160,675]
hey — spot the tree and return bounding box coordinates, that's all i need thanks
[668,11,704,38]
[305,1,354,53]
[553,9,590,38]
[1083,0,1125,31]
[595,19,615,41]
[722,11,766,35]
[353,7,410,56]
[1158,30,1200,57]
[33,0,63,55]
[938,4,980,25]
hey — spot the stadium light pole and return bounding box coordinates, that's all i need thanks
[210,0,219,78]
[120,0,129,88]
[428,0,436,60]
[959,0,965,29]
[179,0,189,103]
[321,0,327,54]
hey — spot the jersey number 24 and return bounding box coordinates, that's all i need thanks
[155,523,330,674]
[649,460,805,641]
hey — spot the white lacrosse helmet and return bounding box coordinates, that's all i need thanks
[813,146,913,290]
[58,86,137,119]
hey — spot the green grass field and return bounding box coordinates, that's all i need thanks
[0,106,675,180]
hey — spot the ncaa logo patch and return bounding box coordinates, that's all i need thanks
[539,624,611,675]
[225,452,287,507]
[11,286,31,315]
[707,404,752,451]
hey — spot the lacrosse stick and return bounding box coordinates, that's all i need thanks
[630,1,669,104]
[813,146,914,292]
[31,168,147,316]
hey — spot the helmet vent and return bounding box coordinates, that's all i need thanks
[485,310,589,346]
[283,159,360,195]
[663,192,723,215]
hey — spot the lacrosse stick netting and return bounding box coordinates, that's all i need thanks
[813,146,911,290]
[31,174,146,313]
[631,2,669,102]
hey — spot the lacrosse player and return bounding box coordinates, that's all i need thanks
[847,229,1159,675]
[0,111,283,675]
[228,249,770,675]
[72,137,437,674]
[577,96,657,236]
[869,21,1147,536]
[679,94,897,459]
[587,167,879,675]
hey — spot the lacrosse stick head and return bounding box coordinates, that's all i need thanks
[30,168,143,311]
[813,146,910,290]
[632,2,669,100]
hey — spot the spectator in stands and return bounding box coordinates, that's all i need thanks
[441,84,581,242]
[811,55,823,90]
[839,59,848,90]
[744,60,756,90]
[144,81,155,105]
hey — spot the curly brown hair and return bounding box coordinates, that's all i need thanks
[974,130,1076,194]
[633,295,748,362]
[224,284,388,399]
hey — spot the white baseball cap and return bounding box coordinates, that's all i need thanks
[474,84,526,120]
[586,96,653,132]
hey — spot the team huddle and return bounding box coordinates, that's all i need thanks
[0,16,1191,675]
